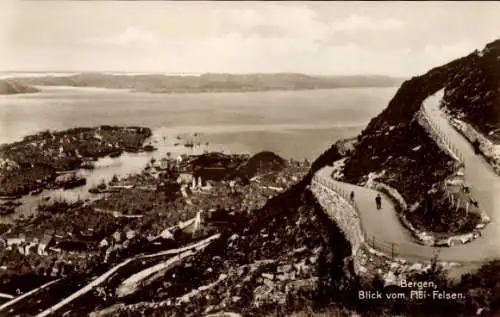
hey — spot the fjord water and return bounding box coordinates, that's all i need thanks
[0,86,396,157]
[0,86,396,219]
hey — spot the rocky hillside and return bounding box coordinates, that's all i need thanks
[73,181,357,317]
[0,79,39,95]
[326,39,500,235]
[442,40,500,143]
[12,73,402,93]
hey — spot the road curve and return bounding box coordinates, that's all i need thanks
[314,90,500,266]
[0,279,61,313]
[35,234,220,317]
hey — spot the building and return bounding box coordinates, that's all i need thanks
[176,154,189,164]
[125,230,136,240]
[178,211,205,236]
[25,238,39,256]
[38,230,55,256]
[6,236,26,250]
[193,166,228,183]
[177,172,194,185]
[112,231,122,244]
[159,228,174,240]
[193,210,203,235]
[99,238,109,248]
[159,158,172,170]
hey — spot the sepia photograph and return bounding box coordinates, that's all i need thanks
[0,1,499,316]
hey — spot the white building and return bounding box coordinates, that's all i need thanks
[6,237,25,250]
[159,228,174,240]
[177,172,194,185]
[159,158,171,170]
[37,232,54,256]
[99,239,109,248]
[112,231,122,243]
[125,230,136,240]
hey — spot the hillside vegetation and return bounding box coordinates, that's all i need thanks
[442,40,500,143]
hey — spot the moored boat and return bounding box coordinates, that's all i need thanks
[109,149,123,158]
[124,146,140,153]
[57,173,87,190]
[88,187,101,194]
[63,176,86,189]
[81,161,95,169]
[0,195,22,200]
[143,144,157,152]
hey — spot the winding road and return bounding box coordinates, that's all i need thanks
[314,90,500,267]
[3,91,499,316]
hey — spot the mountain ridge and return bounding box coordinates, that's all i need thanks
[10,72,403,93]
[0,79,39,95]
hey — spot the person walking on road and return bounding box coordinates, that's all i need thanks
[375,193,382,210]
[350,191,355,202]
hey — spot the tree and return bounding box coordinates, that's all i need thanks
[415,251,448,288]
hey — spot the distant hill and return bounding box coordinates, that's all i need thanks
[236,151,287,178]
[0,79,39,95]
[11,72,403,93]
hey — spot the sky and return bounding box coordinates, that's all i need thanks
[0,1,499,76]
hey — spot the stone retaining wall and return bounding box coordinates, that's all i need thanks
[310,173,365,273]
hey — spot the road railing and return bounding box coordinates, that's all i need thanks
[309,99,486,265]
[311,171,404,261]
[421,105,465,164]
